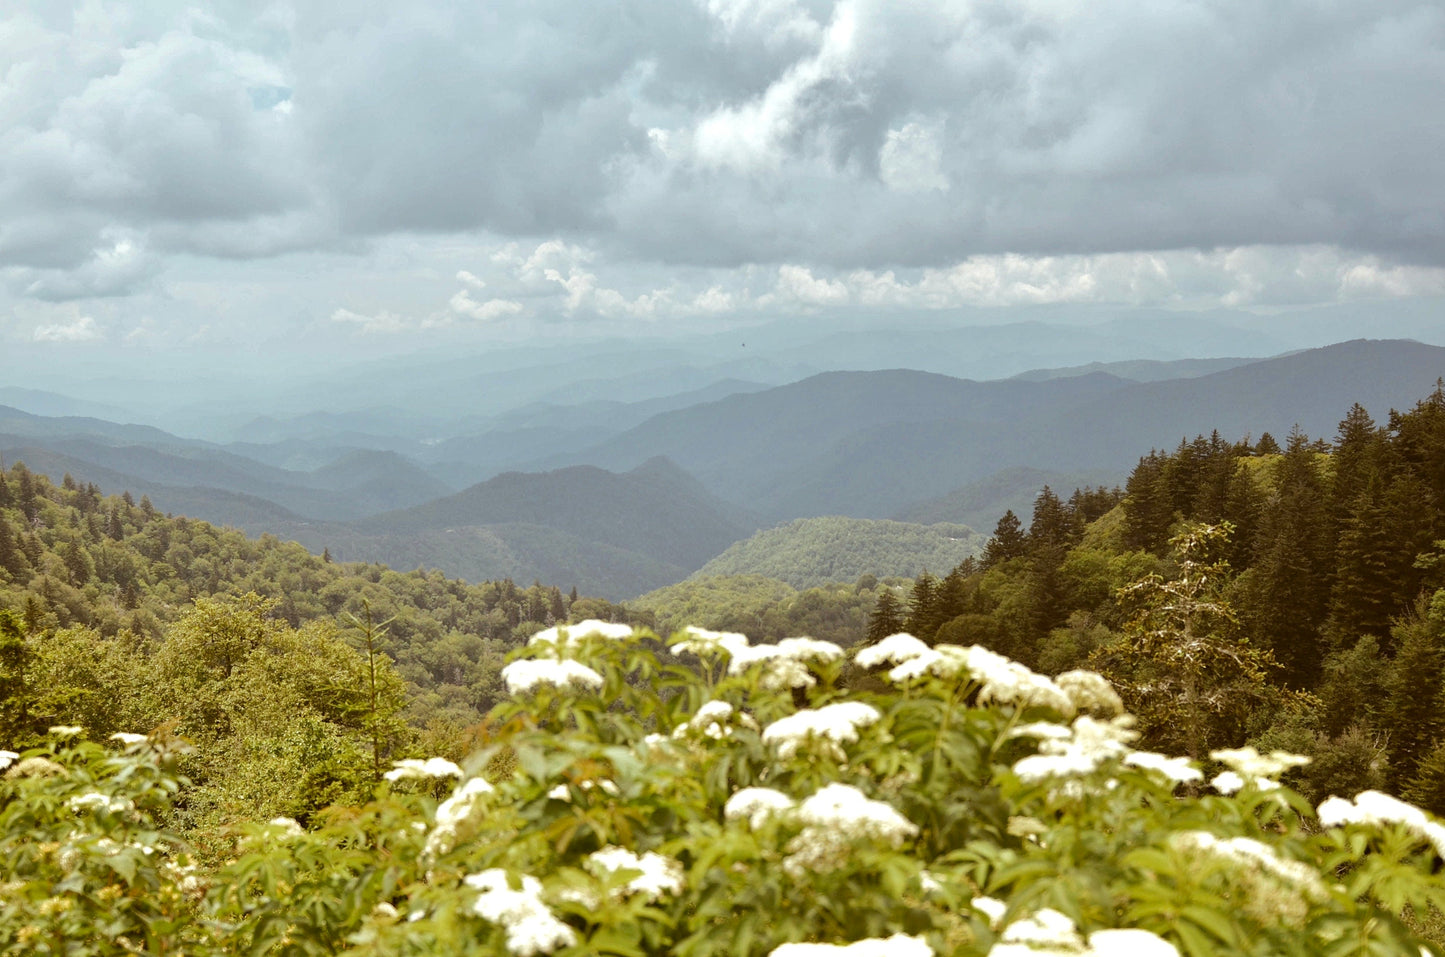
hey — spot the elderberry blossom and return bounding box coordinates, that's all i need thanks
[724,787,795,829]
[670,626,749,658]
[1318,791,1445,858]
[465,869,576,956]
[1170,831,1327,925]
[730,637,844,690]
[966,646,1074,715]
[385,757,464,781]
[768,934,934,957]
[0,750,19,771]
[992,907,1085,954]
[762,701,882,760]
[109,732,148,746]
[1012,715,1137,783]
[501,658,604,695]
[585,846,685,900]
[528,620,634,649]
[854,632,932,670]
[1054,671,1124,716]
[678,699,755,739]
[427,777,496,856]
[784,783,917,875]
[1209,747,1309,791]
[1122,751,1203,786]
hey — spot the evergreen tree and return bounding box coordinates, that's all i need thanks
[1241,428,1332,687]
[0,515,27,579]
[866,589,905,644]
[1122,452,1172,553]
[904,571,940,641]
[981,510,1027,568]
[1255,432,1281,455]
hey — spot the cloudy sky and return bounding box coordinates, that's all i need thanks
[3,0,1444,362]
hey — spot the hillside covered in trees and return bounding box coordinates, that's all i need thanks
[870,382,1445,813]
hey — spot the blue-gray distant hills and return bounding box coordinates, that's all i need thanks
[559,338,1445,521]
[4,338,1442,598]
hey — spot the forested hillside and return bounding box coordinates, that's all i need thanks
[690,516,984,589]
[870,382,1445,812]
[0,464,638,783]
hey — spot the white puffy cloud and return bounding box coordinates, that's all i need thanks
[4,0,1443,340]
[33,313,102,342]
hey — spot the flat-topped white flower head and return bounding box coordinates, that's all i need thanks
[725,787,795,829]
[1209,747,1309,790]
[998,907,1084,952]
[670,626,749,657]
[466,869,576,956]
[49,725,84,738]
[784,783,918,875]
[854,632,931,670]
[762,701,882,759]
[385,757,465,781]
[729,636,843,689]
[1087,929,1179,956]
[1055,670,1124,716]
[1318,790,1445,858]
[767,934,934,956]
[528,619,634,649]
[502,658,604,695]
[586,846,685,900]
[109,732,149,746]
[1123,751,1203,785]
[1013,715,1137,783]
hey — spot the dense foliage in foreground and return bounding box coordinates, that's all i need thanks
[880,384,1445,811]
[4,622,1445,955]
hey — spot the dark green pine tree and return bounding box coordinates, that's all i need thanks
[903,571,941,642]
[1122,451,1173,553]
[1381,598,1445,788]
[1254,432,1281,455]
[0,470,11,508]
[866,589,906,644]
[0,515,27,579]
[981,510,1027,569]
[1242,428,1332,687]
[13,465,38,521]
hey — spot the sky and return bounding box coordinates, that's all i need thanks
[2,0,1444,375]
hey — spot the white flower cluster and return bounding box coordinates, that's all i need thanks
[501,658,604,696]
[1170,831,1327,925]
[1209,747,1310,794]
[585,846,685,900]
[0,750,16,771]
[49,725,84,737]
[768,933,934,956]
[1121,751,1203,786]
[109,732,149,746]
[528,619,634,649]
[854,636,1094,717]
[1054,671,1125,716]
[546,778,619,802]
[427,777,496,856]
[266,817,305,840]
[675,699,759,740]
[729,637,845,690]
[1318,790,1445,858]
[989,908,1178,956]
[724,787,795,829]
[784,783,918,876]
[465,869,576,956]
[68,792,134,815]
[762,701,882,760]
[385,757,464,782]
[1011,716,1138,783]
[669,626,749,658]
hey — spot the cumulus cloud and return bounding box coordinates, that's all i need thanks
[3,0,1443,334]
[33,314,102,342]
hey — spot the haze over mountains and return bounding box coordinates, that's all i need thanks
[4,337,1442,598]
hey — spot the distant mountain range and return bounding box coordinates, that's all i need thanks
[3,337,1441,598]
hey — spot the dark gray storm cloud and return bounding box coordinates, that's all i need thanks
[2,0,1443,306]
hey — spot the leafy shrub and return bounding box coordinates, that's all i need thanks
[4,623,1445,955]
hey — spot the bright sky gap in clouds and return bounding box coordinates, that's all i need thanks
[2,0,1443,349]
